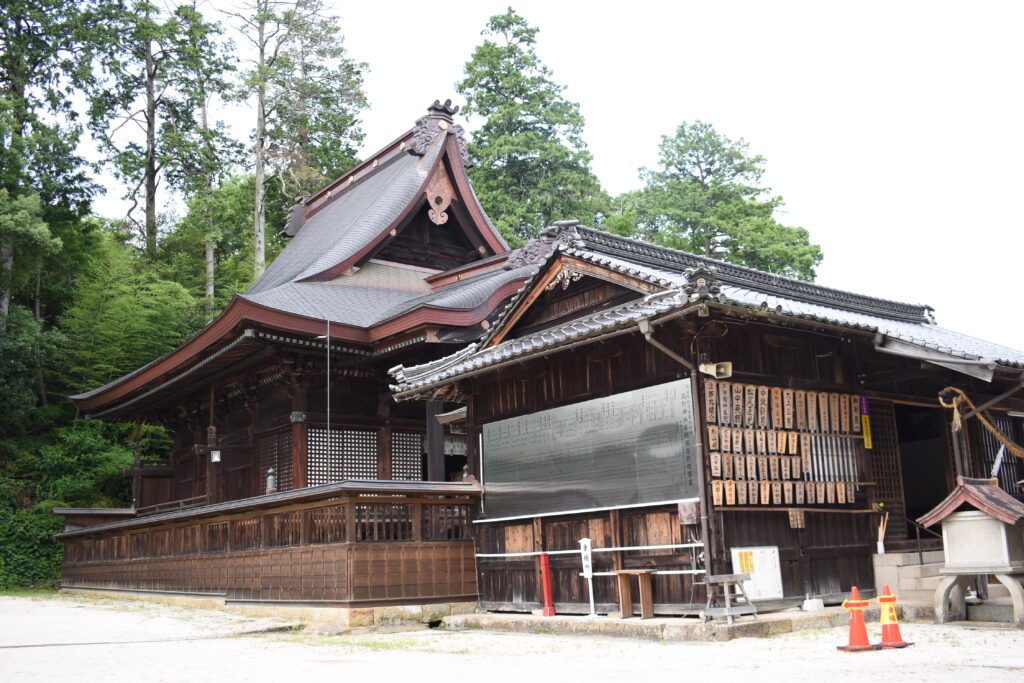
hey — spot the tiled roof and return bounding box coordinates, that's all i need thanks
[390,224,1024,397]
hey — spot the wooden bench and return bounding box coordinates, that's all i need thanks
[614,569,657,619]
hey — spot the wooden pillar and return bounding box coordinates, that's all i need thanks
[290,384,308,489]
[378,395,392,480]
[425,400,444,482]
[206,427,221,504]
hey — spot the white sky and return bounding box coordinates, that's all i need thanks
[90,0,1024,351]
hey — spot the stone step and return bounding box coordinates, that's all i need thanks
[874,549,944,567]
[968,599,1015,623]
[896,562,942,580]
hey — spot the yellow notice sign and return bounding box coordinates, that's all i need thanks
[862,415,873,449]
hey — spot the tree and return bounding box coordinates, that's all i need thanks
[89,1,237,258]
[633,121,823,281]
[230,0,367,277]
[457,8,602,247]
[60,234,201,393]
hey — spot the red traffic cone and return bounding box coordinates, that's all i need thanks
[837,586,881,652]
[877,585,913,649]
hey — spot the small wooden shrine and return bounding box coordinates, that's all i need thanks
[391,221,1024,614]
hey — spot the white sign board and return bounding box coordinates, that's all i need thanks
[730,546,784,600]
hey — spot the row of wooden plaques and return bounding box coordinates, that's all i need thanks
[711,479,857,506]
[708,426,814,456]
[711,453,807,481]
[705,381,863,435]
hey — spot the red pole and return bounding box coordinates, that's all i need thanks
[540,552,555,616]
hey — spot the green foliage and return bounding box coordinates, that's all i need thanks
[457,8,602,246]
[0,505,63,589]
[0,306,64,437]
[631,121,823,281]
[60,234,202,392]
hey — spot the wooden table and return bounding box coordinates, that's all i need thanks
[703,573,757,625]
[614,569,657,619]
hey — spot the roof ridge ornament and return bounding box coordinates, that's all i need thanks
[682,265,727,305]
[504,220,585,270]
[408,99,473,167]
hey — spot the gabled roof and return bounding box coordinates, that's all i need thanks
[72,101,528,417]
[918,476,1024,527]
[390,222,1024,398]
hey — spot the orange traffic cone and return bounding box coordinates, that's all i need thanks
[837,586,880,652]
[877,585,913,649]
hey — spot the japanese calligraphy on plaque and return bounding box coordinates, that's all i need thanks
[788,431,798,455]
[723,454,734,479]
[710,452,722,477]
[771,387,783,429]
[840,394,851,433]
[707,425,720,451]
[807,392,818,432]
[720,427,731,453]
[732,384,744,426]
[725,480,737,505]
[732,429,743,453]
[719,385,732,425]
[705,380,718,424]
[757,386,769,427]
[783,390,794,429]
[829,394,840,434]
[743,429,755,454]
[737,481,748,504]
[744,385,756,427]
[851,396,862,433]
[796,391,807,431]
[735,455,746,480]
[756,430,766,454]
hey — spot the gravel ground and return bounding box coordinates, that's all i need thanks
[2,593,1023,682]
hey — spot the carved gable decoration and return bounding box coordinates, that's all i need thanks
[423,172,457,226]
[408,99,472,167]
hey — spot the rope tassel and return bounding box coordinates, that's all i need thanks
[939,386,1024,460]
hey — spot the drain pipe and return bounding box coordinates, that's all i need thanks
[637,316,711,580]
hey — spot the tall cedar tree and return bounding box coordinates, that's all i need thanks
[0,0,107,321]
[230,0,367,277]
[457,8,601,246]
[89,2,235,258]
[633,121,823,281]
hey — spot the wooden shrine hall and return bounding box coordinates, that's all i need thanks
[391,221,1024,614]
[56,101,535,613]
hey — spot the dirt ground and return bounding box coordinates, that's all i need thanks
[1,593,1023,682]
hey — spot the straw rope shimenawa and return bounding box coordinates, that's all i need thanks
[939,386,1024,460]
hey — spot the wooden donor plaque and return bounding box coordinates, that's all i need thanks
[710,452,722,477]
[826,482,836,504]
[746,456,756,481]
[795,481,806,505]
[792,456,802,479]
[758,456,769,480]
[760,482,771,505]
[777,431,787,455]
[732,384,744,426]
[744,385,756,427]
[719,382,732,425]
[771,387,784,429]
[720,427,731,453]
[801,435,812,474]
[780,456,791,480]
[707,425,720,451]
[819,392,830,433]
[757,386,770,427]
[847,483,855,503]
[756,430,767,454]
[840,394,851,433]
[788,431,799,455]
[705,380,718,423]
[805,481,816,505]
[836,480,847,504]
[769,456,780,481]
[829,394,840,434]
[748,481,758,504]
[712,480,724,506]
[743,428,755,454]
[723,454,734,479]
[795,390,807,431]
[771,482,782,505]
[783,481,794,504]
[732,428,743,454]
[851,396,862,433]
[767,430,777,454]
[737,480,748,504]
[783,389,794,429]
[725,480,737,506]
[788,509,806,529]
[807,392,818,432]
[735,455,746,480]
[816,482,826,504]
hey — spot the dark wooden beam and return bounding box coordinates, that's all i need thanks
[425,400,444,482]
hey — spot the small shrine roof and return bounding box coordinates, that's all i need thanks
[918,476,1024,527]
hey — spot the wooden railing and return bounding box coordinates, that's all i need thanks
[58,481,481,605]
[136,495,208,516]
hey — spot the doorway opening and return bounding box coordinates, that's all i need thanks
[894,405,950,534]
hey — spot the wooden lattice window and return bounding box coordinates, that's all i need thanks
[267,511,302,547]
[307,427,378,484]
[258,429,293,492]
[391,431,423,481]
